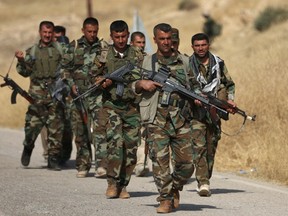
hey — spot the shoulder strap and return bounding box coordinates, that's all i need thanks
[99,39,109,63]
[151,53,157,71]
[52,41,63,56]
[29,44,38,59]
[30,42,63,58]
[179,54,192,90]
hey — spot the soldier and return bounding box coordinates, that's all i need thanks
[171,28,180,53]
[98,20,143,199]
[53,25,67,41]
[134,23,199,213]
[130,31,146,54]
[130,31,150,177]
[41,24,73,164]
[62,17,108,178]
[15,20,69,170]
[189,33,236,196]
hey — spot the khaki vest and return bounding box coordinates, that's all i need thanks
[29,42,62,80]
[139,53,191,124]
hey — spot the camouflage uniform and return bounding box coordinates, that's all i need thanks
[189,52,235,188]
[16,41,69,168]
[63,36,108,172]
[101,45,143,188]
[130,48,150,177]
[93,98,109,174]
[40,37,74,164]
[139,53,198,201]
[40,101,73,164]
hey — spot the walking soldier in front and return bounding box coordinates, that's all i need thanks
[134,23,200,213]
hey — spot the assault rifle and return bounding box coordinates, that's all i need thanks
[73,61,135,101]
[142,66,256,122]
[0,74,34,104]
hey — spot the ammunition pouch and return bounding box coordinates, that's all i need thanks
[159,95,185,109]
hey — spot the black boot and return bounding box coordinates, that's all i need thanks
[21,146,33,167]
[48,156,61,171]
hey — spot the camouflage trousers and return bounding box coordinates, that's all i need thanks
[134,126,151,172]
[191,119,221,186]
[90,95,108,171]
[71,102,92,172]
[23,101,64,157]
[40,115,73,163]
[102,102,140,187]
[147,120,194,201]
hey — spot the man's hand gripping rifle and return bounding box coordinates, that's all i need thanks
[142,65,256,123]
[0,73,34,104]
[72,61,135,101]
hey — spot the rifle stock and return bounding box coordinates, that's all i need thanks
[1,76,34,104]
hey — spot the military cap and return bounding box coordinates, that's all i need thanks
[171,28,179,42]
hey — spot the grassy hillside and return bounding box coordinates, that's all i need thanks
[0,0,287,185]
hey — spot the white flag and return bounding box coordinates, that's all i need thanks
[131,10,153,54]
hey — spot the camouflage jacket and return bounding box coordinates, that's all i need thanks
[62,36,108,94]
[189,52,235,122]
[16,41,70,103]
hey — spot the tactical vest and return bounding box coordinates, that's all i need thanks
[29,42,62,80]
[105,45,143,101]
[106,45,141,72]
[139,53,191,124]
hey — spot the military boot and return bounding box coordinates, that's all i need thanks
[198,184,211,197]
[21,146,33,167]
[171,188,180,209]
[106,182,119,199]
[48,156,61,171]
[156,200,172,213]
[119,186,130,199]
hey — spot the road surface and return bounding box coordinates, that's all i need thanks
[0,128,287,216]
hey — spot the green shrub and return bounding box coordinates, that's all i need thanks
[178,0,198,11]
[254,7,288,32]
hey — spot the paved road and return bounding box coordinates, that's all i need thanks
[0,128,287,216]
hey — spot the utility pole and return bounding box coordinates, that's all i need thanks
[87,0,93,17]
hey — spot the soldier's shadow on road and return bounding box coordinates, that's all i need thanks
[130,191,159,197]
[174,203,219,211]
[186,177,245,194]
[210,188,245,194]
[187,188,245,194]
[146,203,219,211]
